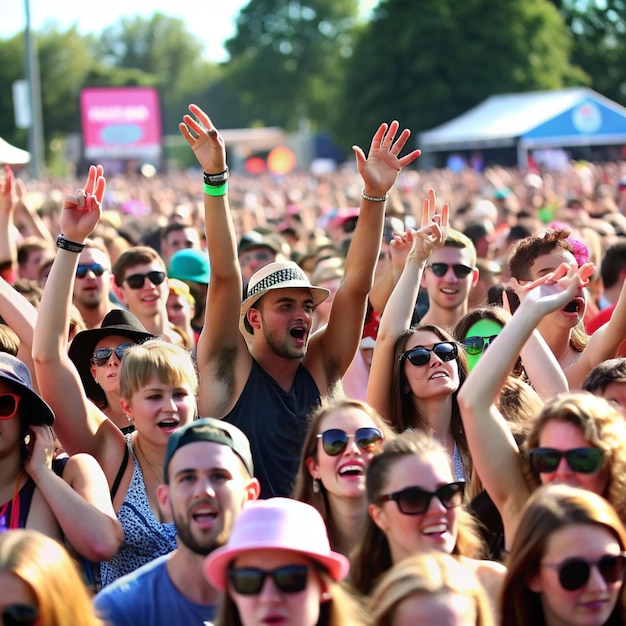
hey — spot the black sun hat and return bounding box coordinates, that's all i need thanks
[0,353,54,426]
[68,309,154,405]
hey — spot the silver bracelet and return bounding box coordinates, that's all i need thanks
[361,188,389,202]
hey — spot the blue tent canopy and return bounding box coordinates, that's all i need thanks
[418,87,626,166]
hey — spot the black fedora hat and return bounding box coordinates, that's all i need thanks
[0,353,54,426]
[68,309,154,406]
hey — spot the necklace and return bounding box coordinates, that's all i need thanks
[135,437,163,478]
[0,470,23,531]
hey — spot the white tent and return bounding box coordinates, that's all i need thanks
[0,138,31,165]
[419,87,626,166]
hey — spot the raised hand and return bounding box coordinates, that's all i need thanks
[179,104,227,174]
[60,165,106,243]
[0,165,15,217]
[410,188,448,263]
[511,261,594,315]
[353,121,421,196]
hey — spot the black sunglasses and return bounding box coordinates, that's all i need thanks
[124,270,166,289]
[380,482,465,515]
[542,553,626,591]
[76,263,107,278]
[427,263,474,279]
[317,427,383,456]
[1,604,38,626]
[400,342,458,367]
[528,447,604,475]
[461,334,499,356]
[91,342,136,367]
[228,565,310,595]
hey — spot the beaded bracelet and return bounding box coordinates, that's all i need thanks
[56,235,85,253]
[203,168,229,186]
[361,189,389,202]
[204,182,228,197]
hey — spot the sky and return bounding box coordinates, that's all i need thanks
[3,0,377,63]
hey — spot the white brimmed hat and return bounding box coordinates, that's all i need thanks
[240,261,330,335]
[203,498,349,589]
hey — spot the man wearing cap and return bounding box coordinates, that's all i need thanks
[180,104,421,498]
[237,230,282,286]
[94,418,260,626]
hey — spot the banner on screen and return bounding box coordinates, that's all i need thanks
[80,87,162,161]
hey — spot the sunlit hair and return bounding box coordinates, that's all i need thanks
[370,552,496,626]
[119,339,199,401]
[523,392,626,523]
[583,358,626,394]
[292,398,395,551]
[501,484,626,626]
[215,564,368,626]
[0,529,105,626]
[350,430,483,595]
[508,228,574,282]
[444,228,477,266]
[0,324,19,356]
[390,325,471,478]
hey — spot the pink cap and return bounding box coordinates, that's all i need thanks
[203,498,349,590]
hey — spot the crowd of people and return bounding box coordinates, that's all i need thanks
[0,101,624,625]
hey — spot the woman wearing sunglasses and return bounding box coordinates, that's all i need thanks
[367,190,472,482]
[458,262,626,550]
[0,529,105,626]
[292,398,394,556]
[501,484,626,626]
[203,498,368,626]
[33,166,199,586]
[351,430,505,613]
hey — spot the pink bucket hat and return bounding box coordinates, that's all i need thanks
[240,261,330,336]
[203,498,349,590]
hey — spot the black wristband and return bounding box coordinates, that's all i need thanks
[203,168,229,186]
[56,235,85,253]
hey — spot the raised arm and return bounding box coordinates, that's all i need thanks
[32,167,118,462]
[566,277,626,389]
[457,262,594,542]
[25,425,123,562]
[0,166,17,283]
[309,122,422,384]
[179,104,249,417]
[366,190,447,420]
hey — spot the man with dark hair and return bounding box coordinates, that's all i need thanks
[507,229,626,389]
[94,418,260,626]
[160,223,201,267]
[582,357,626,416]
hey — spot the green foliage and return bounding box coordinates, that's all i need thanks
[334,0,588,152]
[554,0,626,103]
[223,0,359,130]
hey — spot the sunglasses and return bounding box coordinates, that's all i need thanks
[1,604,38,626]
[427,263,474,279]
[461,334,499,356]
[76,263,106,278]
[400,342,458,367]
[0,393,21,420]
[124,270,166,289]
[380,481,465,515]
[91,342,136,367]
[317,427,383,456]
[542,553,626,591]
[228,565,310,595]
[528,447,604,475]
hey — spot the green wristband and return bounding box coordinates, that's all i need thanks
[204,182,228,197]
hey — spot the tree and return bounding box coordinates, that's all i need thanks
[224,0,359,130]
[551,0,626,104]
[334,0,588,152]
